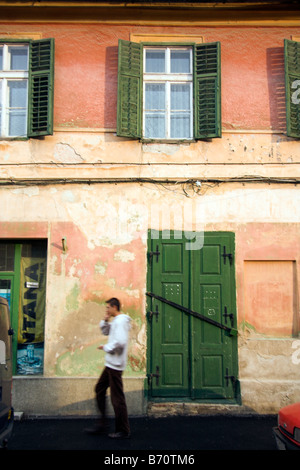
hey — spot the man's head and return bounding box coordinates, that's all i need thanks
[106,297,121,317]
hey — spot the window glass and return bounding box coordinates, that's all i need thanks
[145,114,166,139]
[0,45,29,137]
[170,84,191,139]
[145,49,165,73]
[8,80,27,136]
[0,79,2,135]
[145,83,165,110]
[145,83,166,138]
[144,46,192,139]
[171,50,190,73]
[170,114,191,139]
[0,279,12,308]
[0,244,15,272]
[8,80,27,107]
[171,83,191,110]
[171,83,191,139]
[9,46,28,71]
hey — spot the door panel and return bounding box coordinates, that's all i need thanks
[149,234,189,397]
[191,234,236,399]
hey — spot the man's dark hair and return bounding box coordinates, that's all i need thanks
[106,297,121,311]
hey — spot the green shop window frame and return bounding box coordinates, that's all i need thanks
[0,38,55,138]
[0,241,47,375]
[0,244,21,375]
[117,39,221,141]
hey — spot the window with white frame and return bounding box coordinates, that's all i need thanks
[117,40,221,141]
[0,44,29,137]
[143,46,193,140]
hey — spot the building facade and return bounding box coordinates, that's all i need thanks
[0,0,300,416]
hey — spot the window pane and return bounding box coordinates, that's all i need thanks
[145,50,165,73]
[0,47,3,70]
[171,114,191,139]
[9,46,28,71]
[9,110,27,136]
[171,84,191,111]
[8,80,27,107]
[8,81,27,136]
[171,50,190,73]
[145,83,165,111]
[0,279,12,309]
[0,81,1,136]
[0,244,15,271]
[145,114,165,139]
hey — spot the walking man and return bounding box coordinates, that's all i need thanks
[87,297,131,439]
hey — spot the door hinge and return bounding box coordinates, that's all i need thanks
[147,366,160,386]
[148,245,160,263]
[148,305,159,322]
[222,246,233,265]
[225,368,236,387]
[223,306,234,327]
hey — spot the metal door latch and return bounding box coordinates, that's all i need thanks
[148,305,159,322]
[147,366,160,386]
[223,307,234,327]
[225,368,236,387]
[148,245,160,263]
[222,246,233,265]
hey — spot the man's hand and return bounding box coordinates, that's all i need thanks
[97,345,104,350]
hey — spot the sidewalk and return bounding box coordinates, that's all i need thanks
[7,414,278,451]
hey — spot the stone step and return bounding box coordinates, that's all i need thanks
[147,402,256,417]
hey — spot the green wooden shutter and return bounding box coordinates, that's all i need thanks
[194,42,221,139]
[117,39,142,138]
[285,39,300,139]
[28,38,54,137]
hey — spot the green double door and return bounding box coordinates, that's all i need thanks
[147,231,239,401]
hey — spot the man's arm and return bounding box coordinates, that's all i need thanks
[100,312,111,336]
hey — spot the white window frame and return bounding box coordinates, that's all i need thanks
[0,43,29,138]
[143,45,193,140]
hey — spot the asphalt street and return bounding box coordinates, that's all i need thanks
[5,414,279,452]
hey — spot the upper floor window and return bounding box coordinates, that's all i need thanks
[144,46,193,140]
[117,39,221,141]
[0,39,54,138]
[0,44,29,137]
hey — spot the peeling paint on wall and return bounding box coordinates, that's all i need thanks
[54,142,84,163]
[114,249,135,262]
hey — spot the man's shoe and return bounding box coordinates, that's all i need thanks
[84,424,109,435]
[108,431,131,439]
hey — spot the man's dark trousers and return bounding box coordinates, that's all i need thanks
[95,366,130,435]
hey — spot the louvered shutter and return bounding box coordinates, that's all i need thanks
[194,42,221,139]
[285,39,300,139]
[117,39,142,138]
[28,38,54,137]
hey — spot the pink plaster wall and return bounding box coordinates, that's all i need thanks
[236,223,300,336]
[1,23,299,131]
